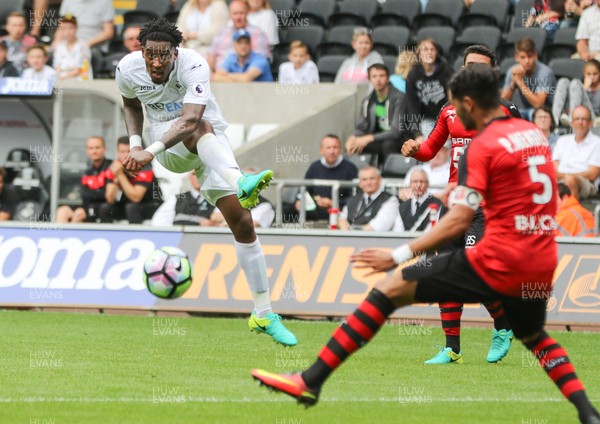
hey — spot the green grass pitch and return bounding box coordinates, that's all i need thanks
[1,310,598,424]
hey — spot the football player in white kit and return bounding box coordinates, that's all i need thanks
[116,18,297,346]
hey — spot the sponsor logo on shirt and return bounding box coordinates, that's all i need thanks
[139,85,154,91]
[147,101,183,112]
[193,83,204,96]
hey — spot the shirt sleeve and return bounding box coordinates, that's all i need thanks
[219,54,235,71]
[368,196,400,231]
[413,107,450,162]
[101,0,115,22]
[503,67,514,91]
[576,13,590,40]
[392,213,405,232]
[551,137,565,162]
[461,139,489,196]
[589,139,600,168]
[181,56,213,105]
[115,64,137,98]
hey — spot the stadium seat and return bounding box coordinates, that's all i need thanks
[123,10,159,29]
[381,154,418,178]
[370,0,419,29]
[415,26,456,59]
[413,0,465,32]
[317,55,346,82]
[458,0,510,31]
[328,13,367,28]
[4,148,33,185]
[383,55,397,75]
[372,26,411,57]
[282,26,324,58]
[512,0,535,28]
[136,0,171,16]
[452,26,502,61]
[499,57,517,81]
[542,27,577,63]
[370,13,410,29]
[329,0,378,27]
[0,0,24,27]
[346,153,378,170]
[297,0,336,27]
[497,27,547,61]
[271,43,291,77]
[270,0,296,14]
[164,10,179,24]
[453,55,464,71]
[549,58,585,81]
[316,25,354,58]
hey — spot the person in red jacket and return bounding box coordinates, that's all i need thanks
[401,44,521,364]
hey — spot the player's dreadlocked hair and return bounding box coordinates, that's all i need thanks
[449,64,500,110]
[138,18,183,47]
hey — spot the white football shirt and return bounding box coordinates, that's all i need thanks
[116,48,228,131]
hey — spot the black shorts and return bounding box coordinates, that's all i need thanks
[402,250,547,339]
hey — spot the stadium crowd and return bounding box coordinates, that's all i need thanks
[0,0,599,235]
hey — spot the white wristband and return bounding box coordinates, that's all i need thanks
[391,245,414,265]
[145,142,166,156]
[129,134,142,148]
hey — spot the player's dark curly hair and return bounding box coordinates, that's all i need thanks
[463,44,497,67]
[138,18,183,47]
[449,64,500,110]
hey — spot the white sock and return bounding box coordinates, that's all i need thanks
[195,133,242,190]
[235,239,272,317]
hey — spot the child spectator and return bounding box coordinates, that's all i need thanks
[177,0,229,58]
[278,41,319,84]
[246,0,279,47]
[390,49,418,93]
[52,15,93,81]
[21,45,56,82]
[335,27,383,84]
[553,59,600,127]
[0,40,19,78]
[0,12,37,74]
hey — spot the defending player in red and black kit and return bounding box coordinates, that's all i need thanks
[252,65,600,424]
[401,45,521,364]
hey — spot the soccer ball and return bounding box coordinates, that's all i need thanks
[143,247,193,299]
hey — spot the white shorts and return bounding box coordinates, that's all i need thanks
[145,120,237,205]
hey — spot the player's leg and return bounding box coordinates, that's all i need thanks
[505,298,599,423]
[425,301,464,364]
[214,194,297,347]
[252,250,496,406]
[180,120,272,208]
[72,207,88,223]
[55,205,74,223]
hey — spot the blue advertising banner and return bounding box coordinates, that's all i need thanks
[0,77,54,97]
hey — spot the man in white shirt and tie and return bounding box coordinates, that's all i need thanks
[393,167,442,232]
[338,166,399,231]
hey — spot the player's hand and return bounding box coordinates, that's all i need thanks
[109,159,123,175]
[314,196,332,208]
[350,248,396,275]
[123,147,152,173]
[401,139,420,157]
[398,187,412,202]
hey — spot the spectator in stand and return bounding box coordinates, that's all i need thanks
[390,49,417,93]
[21,44,56,82]
[345,63,408,166]
[555,182,596,237]
[562,0,594,29]
[0,12,37,74]
[177,0,229,58]
[208,0,270,72]
[533,106,560,151]
[122,26,142,53]
[100,137,162,224]
[56,136,112,223]
[526,0,565,42]
[553,105,600,199]
[278,41,319,84]
[338,166,399,231]
[422,143,451,193]
[58,0,115,76]
[334,27,383,84]
[575,1,600,60]
[213,29,273,82]
[52,15,93,81]
[406,38,453,137]
[151,172,217,226]
[501,37,556,120]
[553,59,600,127]
[393,167,442,232]
[0,167,19,221]
[0,40,19,77]
[288,134,358,222]
[246,0,279,47]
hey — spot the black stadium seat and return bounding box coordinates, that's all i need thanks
[317,26,354,58]
[542,27,577,63]
[498,27,547,61]
[372,26,411,57]
[136,0,171,15]
[331,0,379,23]
[297,0,336,28]
[328,13,367,29]
[382,154,418,178]
[413,0,465,31]
[549,58,585,81]
[459,0,510,31]
[283,26,324,58]
[123,10,159,29]
[317,55,346,82]
[382,55,397,75]
[453,26,502,61]
[346,154,378,170]
[512,0,535,28]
